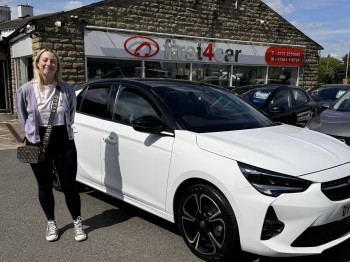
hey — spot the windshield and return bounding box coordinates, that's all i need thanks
[332,90,350,112]
[153,84,273,132]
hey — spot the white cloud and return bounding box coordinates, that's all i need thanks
[262,0,295,15]
[291,21,329,32]
[297,0,349,10]
[266,0,344,10]
[62,1,84,11]
[261,0,350,58]
[34,1,84,15]
[0,0,14,5]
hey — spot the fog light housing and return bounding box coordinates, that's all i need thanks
[261,207,284,240]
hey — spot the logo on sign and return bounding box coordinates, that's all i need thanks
[124,36,160,58]
[254,91,270,100]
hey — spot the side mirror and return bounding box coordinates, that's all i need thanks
[269,106,285,113]
[131,115,164,134]
[322,103,331,110]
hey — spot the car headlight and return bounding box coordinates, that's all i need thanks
[238,162,312,197]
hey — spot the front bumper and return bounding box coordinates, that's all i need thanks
[226,182,350,257]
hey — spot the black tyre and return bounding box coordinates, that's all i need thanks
[177,184,240,261]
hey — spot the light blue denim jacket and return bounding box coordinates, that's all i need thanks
[16,80,77,144]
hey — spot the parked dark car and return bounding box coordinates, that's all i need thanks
[235,84,318,126]
[306,89,350,146]
[308,84,350,110]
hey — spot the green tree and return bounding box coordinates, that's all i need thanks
[318,55,344,84]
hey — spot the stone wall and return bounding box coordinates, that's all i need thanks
[10,0,321,111]
[32,18,86,84]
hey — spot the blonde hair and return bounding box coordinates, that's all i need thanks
[33,49,63,89]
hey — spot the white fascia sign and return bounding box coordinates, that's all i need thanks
[85,30,303,66]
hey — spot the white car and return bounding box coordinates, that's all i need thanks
[70,78,350,261]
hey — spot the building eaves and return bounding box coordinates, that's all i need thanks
[0,12,61,31]
[2,1,104,42]
[0,1,103,32]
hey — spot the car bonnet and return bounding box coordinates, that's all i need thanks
[196,124,350,177]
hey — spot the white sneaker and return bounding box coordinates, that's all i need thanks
[73,216,87,241]
[46,220,59,241]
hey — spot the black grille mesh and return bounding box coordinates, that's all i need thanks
[321,176,350,201]
[291,216,350,247]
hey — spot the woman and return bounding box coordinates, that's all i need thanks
[16,49,87,242]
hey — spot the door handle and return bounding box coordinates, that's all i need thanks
[103,136,118,144]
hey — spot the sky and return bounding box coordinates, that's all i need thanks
[262,0,350,60]
[1,0,349,59]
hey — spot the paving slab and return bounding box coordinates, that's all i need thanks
[0,113,23,150]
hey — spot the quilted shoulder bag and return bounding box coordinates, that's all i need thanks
[17,85,61,163]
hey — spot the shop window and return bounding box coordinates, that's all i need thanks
[85,57,300,89]
[192,64,234,87]
[267,67,298,86]
[144,61,189,79]
[235,66,267,87]
[86,58,141,80]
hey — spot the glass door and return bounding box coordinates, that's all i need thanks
[0,60,8,111]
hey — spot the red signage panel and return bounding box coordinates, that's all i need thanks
[265,47,304,66]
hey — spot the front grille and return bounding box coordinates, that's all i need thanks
[330,135,350,146]
[291,216,350,247]
[321,175,350,201]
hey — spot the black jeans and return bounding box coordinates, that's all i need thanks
[28,125,81,221]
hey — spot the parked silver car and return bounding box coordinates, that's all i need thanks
[306,90,350,146]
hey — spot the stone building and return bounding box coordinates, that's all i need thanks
[0,0,322,114]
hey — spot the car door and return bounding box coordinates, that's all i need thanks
[290,87,315,126]
[100,84,175,211]
[74,82,114,187]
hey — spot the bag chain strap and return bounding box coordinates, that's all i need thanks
[42,85,61,148]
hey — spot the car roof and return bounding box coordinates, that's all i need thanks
[309,84,350,91]
[234,84,300,94]
[320,84,350,87]
[78,77,230,90]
